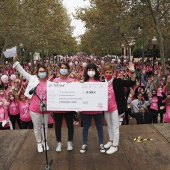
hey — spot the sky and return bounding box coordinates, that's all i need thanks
[62,0,90,38]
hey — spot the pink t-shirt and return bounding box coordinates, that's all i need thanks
[150,97,158,110]
[0,96,6,104]
[164,104,170,123]
[9,101,19,115]
[0,106,9,127]
[48,113,54,124]
[29,81,49,114]
[19,100,32,122]
[82,79,103,115]
[53,77,74,114]
[108,83,117,112]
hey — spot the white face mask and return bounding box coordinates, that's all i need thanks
[0,102,3,106]
[87,71,95,77]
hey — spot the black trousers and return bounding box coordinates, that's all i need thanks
[53,112,74,142]
[158,109,166,123]
[21,120,33,129]
[9,114,21,129]
[150,109,158,123]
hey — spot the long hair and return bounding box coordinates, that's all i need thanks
[84,63,100,82]
[35,65,49,79]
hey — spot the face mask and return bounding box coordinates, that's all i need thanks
[152,94,156,96]
[105,74,112,81]
[162,78,166,81]
[0,92,4,95]
[23,79,26,82]
[10,97,14,101]
[87,71,95,77]
[0,102,3,106]
[60,69,68,75]
[140,111,144,114]
[38,72,47,79]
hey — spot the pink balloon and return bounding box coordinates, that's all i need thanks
[1,75,8,84]
[101,60,104,64]
[10,74,16,81]
[34,61,36,64]
[75,61,78,65]
[82,62,87,68]
[69,62,73,67]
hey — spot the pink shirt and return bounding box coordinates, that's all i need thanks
[82,79,103,115]
[150,97,158,110]
[9,101,19,115]
[164,104,170,123]
[29,81,49,114]
[48,113,54,124]
[19,100,32,122]
[53,77,74,114]
[108,82,117,112]
[0,96,6,104]
[0,106,9,127]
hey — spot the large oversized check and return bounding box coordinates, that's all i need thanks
[47,81,108,111]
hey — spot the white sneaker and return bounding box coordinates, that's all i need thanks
[100,144,105,153]
[80,145,88,153]
[56,142,62,152]
[104,141,113,149]
[67,141,73,151]
[42,141,49,151]
[37,143,43,153]
[106,146,118,154]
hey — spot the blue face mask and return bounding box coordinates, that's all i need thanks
[38,72,47,79]
[60,69,68,75]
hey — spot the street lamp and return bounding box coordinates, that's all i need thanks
[121,44,124,64]
[102,48,104,57]
[152,36,157,71]
[20,43,24,64]
[137,27,144,68]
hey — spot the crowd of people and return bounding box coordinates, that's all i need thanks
[0,53,170,155]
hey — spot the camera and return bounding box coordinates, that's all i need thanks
[40,102,47,112]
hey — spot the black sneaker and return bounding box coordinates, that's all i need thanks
[80,145,88,153]
[100,144,105,153]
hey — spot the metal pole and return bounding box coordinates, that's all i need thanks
[153,44,156,71]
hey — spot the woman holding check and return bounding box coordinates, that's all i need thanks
[53,63,75,152]
[13,54,50,153]
[80,63,105,154]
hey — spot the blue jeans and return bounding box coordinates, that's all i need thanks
[82,113,104,145]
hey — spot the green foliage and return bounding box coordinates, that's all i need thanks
[0,0,78,61]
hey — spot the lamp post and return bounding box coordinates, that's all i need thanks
[152,36,157,71]
[121,44,124,64]
[20,43,24,64]
[137,27,144,68]
[102,48,104,57]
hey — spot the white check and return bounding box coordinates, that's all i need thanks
[47,81,108,111]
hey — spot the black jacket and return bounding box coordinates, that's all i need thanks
[112,78,135,115]
[128,108,155,124]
